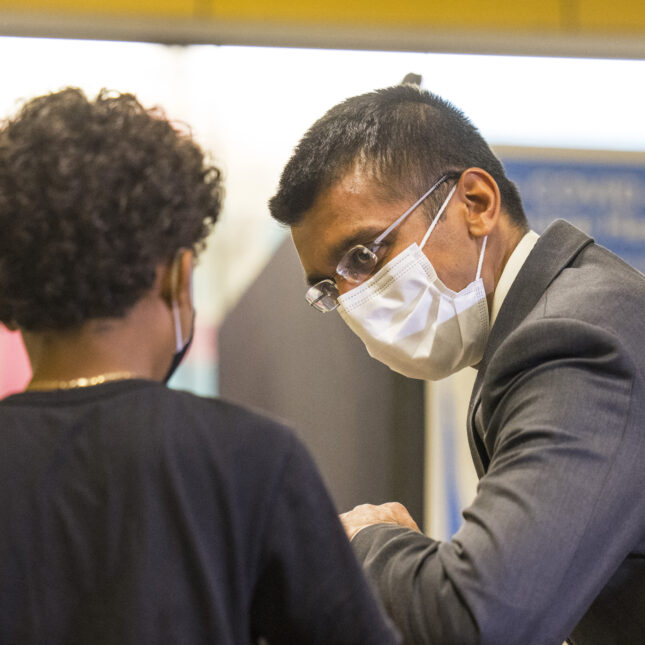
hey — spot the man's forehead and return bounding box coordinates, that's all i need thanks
[291,172,407,283]
[299,171,397,232]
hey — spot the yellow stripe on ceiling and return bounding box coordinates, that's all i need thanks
[577,0,645,31]
[208,0,562,30]
[0,0,195,17]
[2,0,645,35]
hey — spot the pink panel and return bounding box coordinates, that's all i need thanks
[0,326,31,398]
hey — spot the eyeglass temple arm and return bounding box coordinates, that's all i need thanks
[372,174,449,246]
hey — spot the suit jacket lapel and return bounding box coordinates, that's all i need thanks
[466,220,593,474]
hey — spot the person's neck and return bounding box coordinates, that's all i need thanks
[485,221,527,312]
[23,304,167,387]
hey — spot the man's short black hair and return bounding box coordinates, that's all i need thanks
[0,87,223,332]
[269,84,527,230]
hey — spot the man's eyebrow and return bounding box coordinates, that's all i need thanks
[306,273,328,287]
[305,226,385,287]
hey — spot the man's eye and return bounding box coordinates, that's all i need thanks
[348,246,375,268]
[337,244,379,283]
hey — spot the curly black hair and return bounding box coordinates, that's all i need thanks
[0,87,223,332]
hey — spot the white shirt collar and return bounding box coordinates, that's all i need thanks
[490,230,540,327]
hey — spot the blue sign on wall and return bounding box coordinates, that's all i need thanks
[501,153,645,274]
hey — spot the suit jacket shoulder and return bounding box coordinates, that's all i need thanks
[469,219,645,472]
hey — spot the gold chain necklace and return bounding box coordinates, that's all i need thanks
[26,371,134,392]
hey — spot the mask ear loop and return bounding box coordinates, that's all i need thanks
[476,236,488,280]
[172,302,183,352]
[420,183,458,249]
[171,256,184,352]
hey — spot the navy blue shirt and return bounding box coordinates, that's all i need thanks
[0,380,398,644]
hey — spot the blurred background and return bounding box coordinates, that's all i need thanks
[0,0,644,540]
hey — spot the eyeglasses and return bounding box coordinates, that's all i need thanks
[305,174,453,313]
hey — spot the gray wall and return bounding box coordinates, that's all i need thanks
[219,237,425,520]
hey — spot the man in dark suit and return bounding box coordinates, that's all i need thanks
[269,84,645,644]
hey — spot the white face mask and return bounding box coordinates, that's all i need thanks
[337,187,490,381]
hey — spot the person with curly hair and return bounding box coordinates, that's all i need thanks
[0,88,399,645]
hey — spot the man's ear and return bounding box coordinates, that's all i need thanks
[159,250,194,309]
[457,167,501,238]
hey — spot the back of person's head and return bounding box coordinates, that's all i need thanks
[0,87,223,332]
[269,84,527,230]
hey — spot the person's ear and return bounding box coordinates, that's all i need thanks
[160,249,194,309]
[456,168,501,238]
[174,250,193,309]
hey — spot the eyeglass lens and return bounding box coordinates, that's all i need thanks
[305,279,339,312]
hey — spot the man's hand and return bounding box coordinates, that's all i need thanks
[340,502,421,541]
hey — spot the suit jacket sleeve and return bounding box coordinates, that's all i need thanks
[352,315,643,645]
